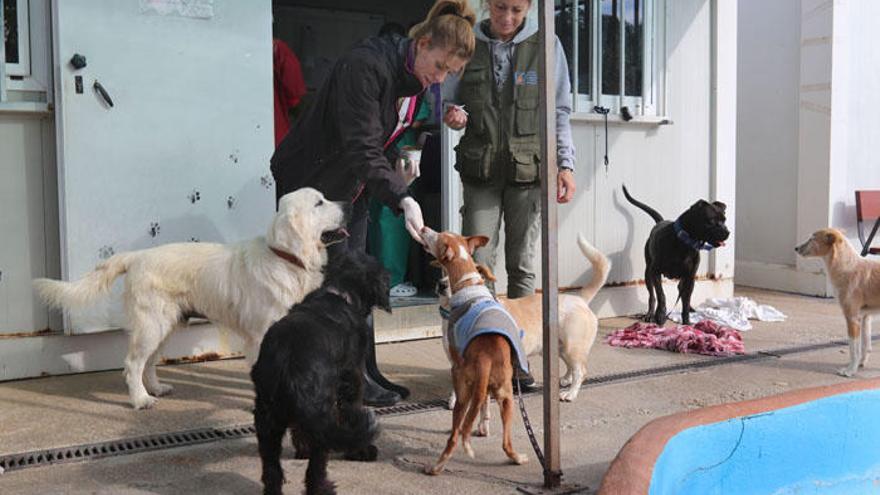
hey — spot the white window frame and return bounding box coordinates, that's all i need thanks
[2,0,53,104]
[3,0,31,78]
[560,0,665,118]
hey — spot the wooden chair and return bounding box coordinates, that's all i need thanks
[855,190,880,256]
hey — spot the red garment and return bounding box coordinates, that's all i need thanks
[273,39,306,147]
[606,320,745,357]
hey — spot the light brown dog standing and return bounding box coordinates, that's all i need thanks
[420,228,528,475]
[796,228,880,376]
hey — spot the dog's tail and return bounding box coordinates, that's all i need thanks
[576,234,611,305]
[622,184,664,223]
[33,253,133,309]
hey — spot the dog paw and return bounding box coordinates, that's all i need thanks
[837,366,857,377]
[344,445,378,462]
[148,383,174,397]
[655,312,668,326]
[446,394,456,411]
[475,423,489,437]
[463,441,475,459]
[307,479,337,495]
[559,376,572,388]
[510,453,529,465]
[131,395,158,410]
[424,464,443,476]
[559,390,577,402]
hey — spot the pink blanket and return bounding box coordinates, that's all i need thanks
[606,320,745,357]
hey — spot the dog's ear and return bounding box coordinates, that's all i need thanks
[712,201,727,213]
[267,210,315,262]
[441,244,455,263]
[475,263,497,282]
[465,235,490,255]
[374,268,392,312]
[824,231,840,245]
[352,252,391,313]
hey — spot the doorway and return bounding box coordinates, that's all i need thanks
[272,0,448,307]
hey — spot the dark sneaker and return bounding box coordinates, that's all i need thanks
[513,369,540,392]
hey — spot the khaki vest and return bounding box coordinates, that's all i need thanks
[455,33,542,185]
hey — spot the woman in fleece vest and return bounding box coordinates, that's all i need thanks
[443,0,576,299]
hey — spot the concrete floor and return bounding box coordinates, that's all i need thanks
[0,287,873,494]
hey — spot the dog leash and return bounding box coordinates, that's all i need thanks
[514,378,552,477]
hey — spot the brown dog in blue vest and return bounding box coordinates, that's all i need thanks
[419,227,529,475]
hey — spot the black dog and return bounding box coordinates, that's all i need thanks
[251,249,391,495]
[622,185,730,326]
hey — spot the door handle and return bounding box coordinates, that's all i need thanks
[93,80,114,108]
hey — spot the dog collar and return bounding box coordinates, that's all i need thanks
[451,271,483,292]
[673,220,715,251]
[269,247,307,269]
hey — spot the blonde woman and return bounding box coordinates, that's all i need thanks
[271,0,477,406]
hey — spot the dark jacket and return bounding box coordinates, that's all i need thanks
[271,35,423,212]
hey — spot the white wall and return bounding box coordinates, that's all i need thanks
[736,0,880,296]
[734,0,833,295]
[833,0,880,236]
[735,0,800,267]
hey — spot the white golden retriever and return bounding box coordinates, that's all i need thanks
[34,188,348,409]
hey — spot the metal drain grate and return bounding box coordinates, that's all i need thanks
[374,398,448,417]
[0,424,255,474]
[0,337,856,473]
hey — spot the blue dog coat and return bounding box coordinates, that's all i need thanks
[447,285,529,374]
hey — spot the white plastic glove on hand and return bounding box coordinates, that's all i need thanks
[399,196,425,244]
[395,155,421,186]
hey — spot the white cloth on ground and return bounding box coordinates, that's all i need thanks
[668,296,786,331]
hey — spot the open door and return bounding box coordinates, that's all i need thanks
[52,0,273,333]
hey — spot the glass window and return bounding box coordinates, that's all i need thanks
[555,0,659,115]
[3,0,20,64]
[624,0,644,97]
[556,0,592,97]
[601,0,620,96]
[3,0,30,78]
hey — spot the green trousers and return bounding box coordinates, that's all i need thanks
[461,182,541,298]
[367,198,409,287]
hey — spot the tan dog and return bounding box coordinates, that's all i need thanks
[421,228,528,475]
[440,233,610,408]
[796,228,880,376]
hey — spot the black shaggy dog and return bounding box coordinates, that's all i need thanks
[251,249,391,495]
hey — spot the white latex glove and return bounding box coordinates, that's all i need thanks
[395,155,421,186]
[399,196,425,244]
[443,105,468,130]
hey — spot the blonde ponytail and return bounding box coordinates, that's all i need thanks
[409,0,477,60]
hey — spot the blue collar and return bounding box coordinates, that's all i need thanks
[438,305,451,320]
[673,219,716,251]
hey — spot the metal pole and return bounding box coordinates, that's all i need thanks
[538,0,562,488]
